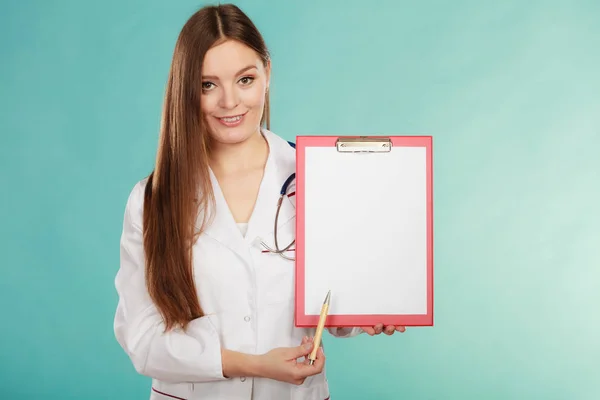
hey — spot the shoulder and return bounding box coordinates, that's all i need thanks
[262,128,296,168]
[123,177,149,228]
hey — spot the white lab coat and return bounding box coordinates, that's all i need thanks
[114,129,362,400]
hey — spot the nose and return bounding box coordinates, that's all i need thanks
[218,85,240,110]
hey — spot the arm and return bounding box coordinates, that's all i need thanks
[221,349,262,378]
[114,183,255,382]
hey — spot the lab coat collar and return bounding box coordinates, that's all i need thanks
[199,129,295,261]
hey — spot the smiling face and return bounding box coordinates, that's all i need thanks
[200,39,270,145]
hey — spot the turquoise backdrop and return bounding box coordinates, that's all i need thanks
[1,0,599,399]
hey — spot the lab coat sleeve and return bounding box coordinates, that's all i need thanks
[113,182,228,383]
[327,327,364,338]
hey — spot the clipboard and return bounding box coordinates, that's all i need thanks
[294,135,433,327]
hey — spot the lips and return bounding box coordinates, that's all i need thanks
[216,111,247,127]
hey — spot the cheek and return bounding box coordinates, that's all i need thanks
[241,86,266,109]
[201,95,218,115]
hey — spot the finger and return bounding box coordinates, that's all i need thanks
[384,325,395,335]
[396,325,406,333]
[312,347,326,371]
[301,342,322,365]
[374,323,384,335]
[299,336,313,362]
[298,336,310,360]
[299,347,325,372]
[360,326,376,336]
[291,342,313,359]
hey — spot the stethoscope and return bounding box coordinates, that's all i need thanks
[258,141,296,261]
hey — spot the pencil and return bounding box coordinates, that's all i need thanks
[308,290,331,365]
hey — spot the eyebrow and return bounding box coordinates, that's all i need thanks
[202,65,257,80]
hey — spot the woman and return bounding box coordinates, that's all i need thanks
[114,4,405,399]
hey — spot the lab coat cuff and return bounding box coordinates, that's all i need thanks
[185,316,228,381]
[327,327,364,338]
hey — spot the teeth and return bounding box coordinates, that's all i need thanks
[221,115,242,123]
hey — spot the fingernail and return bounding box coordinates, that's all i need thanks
[304,343,312,350]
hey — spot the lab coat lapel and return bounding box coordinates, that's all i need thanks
[199,168,251,261]
[244,133,296,247]
[198,131,295,259]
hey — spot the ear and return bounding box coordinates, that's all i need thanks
[265,59,271,90]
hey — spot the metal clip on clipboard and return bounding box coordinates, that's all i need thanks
[335,136,392,153]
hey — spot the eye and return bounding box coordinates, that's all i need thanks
[202,82,215,90]
[239,76,255,85]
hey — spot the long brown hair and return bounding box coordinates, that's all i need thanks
[143,4,271,331]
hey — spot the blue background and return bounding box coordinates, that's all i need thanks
[1,0,599,398]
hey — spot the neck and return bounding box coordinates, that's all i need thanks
[209,129,268,174]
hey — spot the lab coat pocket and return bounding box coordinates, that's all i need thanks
[291,376,330,400]
[256,217,296,305]
[269,217,296,258]
[150,384,191,400]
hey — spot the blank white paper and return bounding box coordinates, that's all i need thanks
[303,145,428,316]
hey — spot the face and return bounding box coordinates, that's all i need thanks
[200,39,270,145]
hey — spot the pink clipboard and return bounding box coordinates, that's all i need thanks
[294,135,434,327]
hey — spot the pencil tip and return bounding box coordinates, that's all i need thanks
[324,290,331,305]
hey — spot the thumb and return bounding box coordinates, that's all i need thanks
[291,342,313,358]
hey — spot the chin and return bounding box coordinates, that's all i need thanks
[212,130,255,145]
